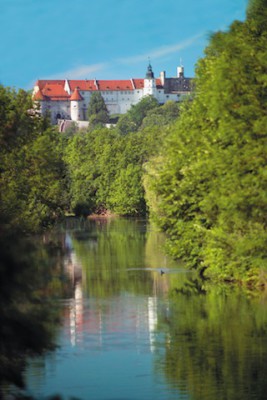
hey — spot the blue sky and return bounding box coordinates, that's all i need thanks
[1,0,248,89]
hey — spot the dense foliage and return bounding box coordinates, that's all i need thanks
[87,91,109,127]
[63,98,180,216]
[0,86,180,229]
[116,95,159,134]
[144,0,267,286]
[0,86,67,232]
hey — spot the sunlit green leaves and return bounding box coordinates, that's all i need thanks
[144,3,267,285]
[0,87,67,232]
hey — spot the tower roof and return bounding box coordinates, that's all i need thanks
[70,87,83,101]
[146,63,154,79]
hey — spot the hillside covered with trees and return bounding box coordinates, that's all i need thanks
[63,96,180,217]
[0,85,181,232]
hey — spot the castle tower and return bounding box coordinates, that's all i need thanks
[144,62,156,96]
[177,65,184,78]
[70,87,83,121]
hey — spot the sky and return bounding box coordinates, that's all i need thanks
[0,0,248,90]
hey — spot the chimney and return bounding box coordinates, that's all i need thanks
[160,71,166,85]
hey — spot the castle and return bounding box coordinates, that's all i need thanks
[33,64,192,125]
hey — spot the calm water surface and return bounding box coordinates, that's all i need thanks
[3,218,267,400]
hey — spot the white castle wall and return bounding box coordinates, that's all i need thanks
[37,89,188,124]
[70,100,80,121]
[43,101,70,124]
[34,66,192,124]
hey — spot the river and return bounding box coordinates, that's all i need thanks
[1,218,267,400]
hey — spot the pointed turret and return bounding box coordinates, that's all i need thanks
[146,62,155,79]
[70,87,83,101]
[70,87,83,121]
[144,62,156,96]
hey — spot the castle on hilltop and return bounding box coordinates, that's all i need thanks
[33,64,192,125]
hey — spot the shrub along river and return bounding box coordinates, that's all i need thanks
[1,218,267,400]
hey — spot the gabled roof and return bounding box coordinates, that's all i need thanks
[33,76,164,101]
[132,79,144,89]
[97,80,134,91]
[132,78,163,90]
[42,83,70,101]
[67,79,144,91]
[156,78,164,89]
[67,80,97,91]
[33,89,48,101]
[36,80,65,90]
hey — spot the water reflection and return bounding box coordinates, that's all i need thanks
[60,219,172,354]
[2,219,267,400]
[157,288,267,400]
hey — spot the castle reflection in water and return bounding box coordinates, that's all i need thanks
[63,233,169,353]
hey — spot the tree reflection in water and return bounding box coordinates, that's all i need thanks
[156,283,267,400]
[0,234,66,398]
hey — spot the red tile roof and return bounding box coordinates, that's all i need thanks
[156,78,163,89]
[131,79,163,89]
[132,79,144,89]
[33,89,47,101]
[34,77,163,101]
[42,83,70,101]
[69,87,83,101]
[97,80,134,91]
[67,79,140,91]
[67,80,97,91]
[36,80,65,90]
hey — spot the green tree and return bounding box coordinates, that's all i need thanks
[87,92,109,127]
[141,100,180,129]
[116,95,159,135]
[144,0,267,286]
[0,85,67,232]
